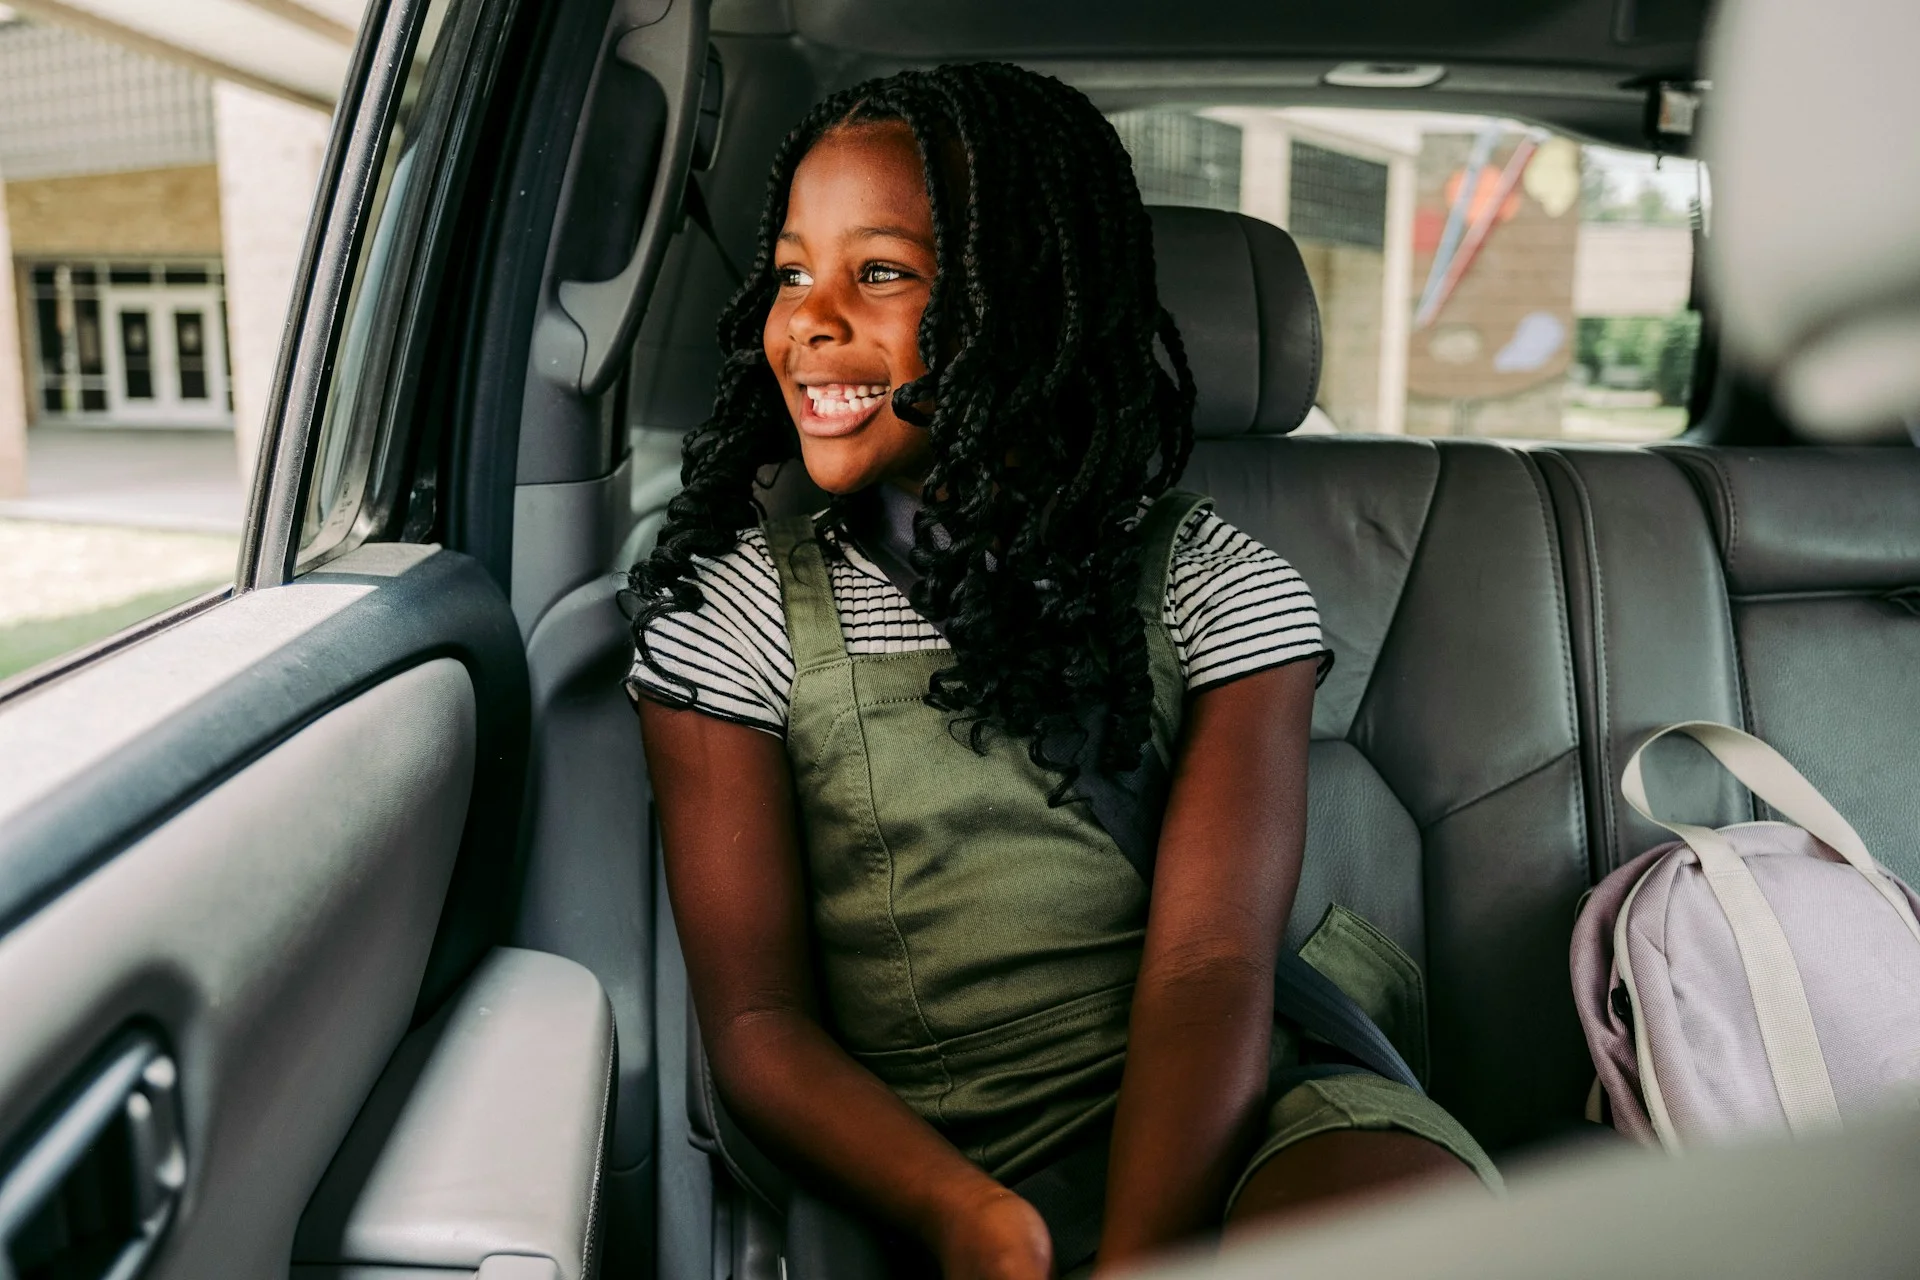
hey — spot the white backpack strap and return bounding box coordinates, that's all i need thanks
[1624,722,1920,942]
[1621,723,1857,1137]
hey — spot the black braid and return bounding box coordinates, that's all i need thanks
[625,62,1197,778]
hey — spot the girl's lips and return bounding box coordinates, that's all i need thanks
[795,382,890,438]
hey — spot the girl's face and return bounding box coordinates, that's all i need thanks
[764,121,938,495]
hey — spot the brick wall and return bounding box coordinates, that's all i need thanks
[5,165,223,258]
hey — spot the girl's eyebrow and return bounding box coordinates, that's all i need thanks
[774,226,931,249]
[849,224,933,247]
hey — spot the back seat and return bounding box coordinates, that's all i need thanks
[1542,445,1920,882]
[669,208,1920,1268]
[1186,435,1591,1149]
[1157,208,1591,1148]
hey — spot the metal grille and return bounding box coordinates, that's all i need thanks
[0,19,215,180]
[1289,142,1388,249]
[1108,110,1242,211]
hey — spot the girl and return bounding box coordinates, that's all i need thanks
[627,62,1495,1279]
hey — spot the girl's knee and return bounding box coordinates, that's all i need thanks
[1224,1128,1483,1235]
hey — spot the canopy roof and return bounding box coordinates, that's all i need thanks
[8,0,363,107]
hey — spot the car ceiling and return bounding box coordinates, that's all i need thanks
[712,0,1708,150]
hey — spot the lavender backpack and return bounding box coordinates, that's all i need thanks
[1571,721,1920,1149]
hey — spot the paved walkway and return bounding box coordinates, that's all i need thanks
[0,427,246,534]
[0,429,246,676]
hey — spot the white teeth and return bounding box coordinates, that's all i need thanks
[804,383,888,416]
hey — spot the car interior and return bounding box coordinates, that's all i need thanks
[0,0,1915,1277]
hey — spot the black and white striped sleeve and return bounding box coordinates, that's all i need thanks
[625,528,795,735]
[1165,508,1332,693]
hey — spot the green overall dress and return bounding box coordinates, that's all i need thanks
[764,491,1497,1224]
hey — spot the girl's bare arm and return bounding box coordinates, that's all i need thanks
[639,700,1051,1279]
[1093,659,1317,1271]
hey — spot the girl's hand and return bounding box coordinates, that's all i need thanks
[933,1182,1054,1280]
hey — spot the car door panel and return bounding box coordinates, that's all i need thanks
[0,0,716,1268]
[0,546,529,1014]
[0,656,473,1279]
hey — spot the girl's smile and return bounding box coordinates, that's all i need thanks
[794,380,892,438]
[764,120,938,493]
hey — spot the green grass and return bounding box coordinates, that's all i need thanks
[0,580,229,682]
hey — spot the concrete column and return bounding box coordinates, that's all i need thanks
[213,82,331,493]
[1237,113,1292,229]
[1375,153,1418,435]
[0,166,26,499]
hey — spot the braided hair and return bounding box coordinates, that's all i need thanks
[627,62,1197,779]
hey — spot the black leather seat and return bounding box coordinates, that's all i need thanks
[1542,444,1920,884]
[1155,207,1592,1149]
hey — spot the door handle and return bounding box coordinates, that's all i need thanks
[0,1033,185,1280]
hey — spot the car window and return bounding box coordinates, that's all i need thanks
[298,0,458,569]
[1109,107,1707,442]
[0,13,320,688]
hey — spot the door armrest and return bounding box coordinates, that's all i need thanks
[294,948,614,1280]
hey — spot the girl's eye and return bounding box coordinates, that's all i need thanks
[774,265,812,288]
[861,263,910,285]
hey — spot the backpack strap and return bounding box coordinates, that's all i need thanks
[1619,721,1919,1137]
[1624,722,1919,938]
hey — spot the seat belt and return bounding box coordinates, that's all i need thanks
[684,174,746,287]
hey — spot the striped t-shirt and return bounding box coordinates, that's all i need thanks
[627,506,1329,735]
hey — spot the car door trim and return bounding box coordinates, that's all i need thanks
[0,549,528,957]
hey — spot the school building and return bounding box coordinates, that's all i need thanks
[0,0,357,500]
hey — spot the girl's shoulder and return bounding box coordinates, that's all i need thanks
[625,526,796,735]
[1163,503,1333,693]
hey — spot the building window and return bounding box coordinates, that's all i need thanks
[1289,142,1389,250]
[1108,110,1243,211]
[25,259,232,429]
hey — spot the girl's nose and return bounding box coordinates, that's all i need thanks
[788,279,853,346]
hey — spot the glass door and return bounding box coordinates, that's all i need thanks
[101,284,232,427]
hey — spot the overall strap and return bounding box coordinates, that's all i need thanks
[765,514,848,671]
[1057,489,1207,885]
[1134,490,1207,733]
[1133,489,1210,623]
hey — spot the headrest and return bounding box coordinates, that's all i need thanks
[1149,206,1322,438]
[1704,0,1920,441]
[1665,447,1920,594]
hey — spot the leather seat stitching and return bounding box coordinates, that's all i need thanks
[1562,457,1615,874]
[1421,745,1580,829]
[1707,451,1742,583]
[1514,449,1587,870]
[1534,449,1612,880]
[1685,452,1762,818]
[1347,442,1440,741]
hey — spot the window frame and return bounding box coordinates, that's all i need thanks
[241,0,522,587]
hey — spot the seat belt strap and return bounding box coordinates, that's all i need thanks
[684,174,746,287]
